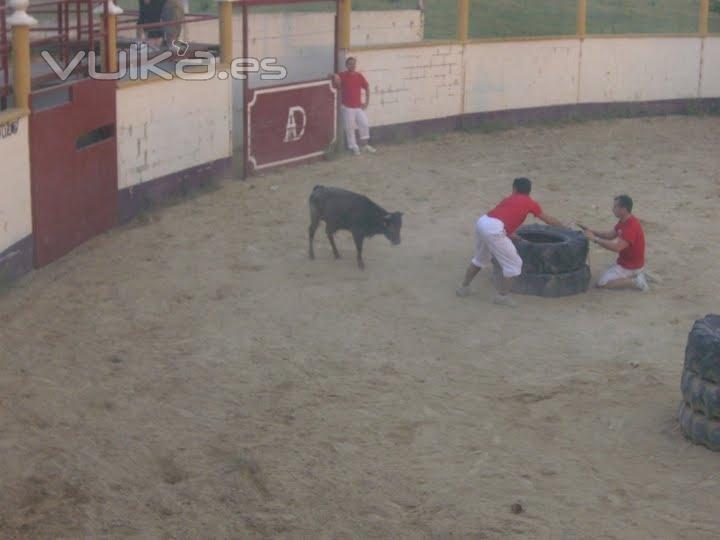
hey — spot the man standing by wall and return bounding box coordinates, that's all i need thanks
[137,0,166,49]
[331,57,376,156]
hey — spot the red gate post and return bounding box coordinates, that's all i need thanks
[29,78,119,267]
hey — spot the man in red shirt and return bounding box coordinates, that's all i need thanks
[580,195,650,292]
[456,177,566,306]
[331,57,376,156]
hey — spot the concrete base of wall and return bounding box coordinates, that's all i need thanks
[0,235,34,288]
[118,158,233,224]
[369,98,720,143]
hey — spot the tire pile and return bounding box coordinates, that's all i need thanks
[679,314,720,451]
[492,224,591,298]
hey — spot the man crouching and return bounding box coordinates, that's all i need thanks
[580,195,651,292]
[456,177,567,307]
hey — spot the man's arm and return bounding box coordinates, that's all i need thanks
[595,230,618,240]
[584,230,628,252]
[538,212,567,229]
[578,223,617,240]
[362,77,370,109]
[328,73,341,88]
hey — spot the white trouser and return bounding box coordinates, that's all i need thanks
[597,264,645,286]
[471,215,523,278]
[342,105,370,150]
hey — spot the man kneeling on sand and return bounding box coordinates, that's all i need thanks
[580,195,655,292]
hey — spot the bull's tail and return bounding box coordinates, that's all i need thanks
[309,185,325,211]
[309,185,324,221]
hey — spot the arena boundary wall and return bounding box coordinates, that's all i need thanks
[347,36,720,144]
[115,76,233,224]
[1,3,719,286]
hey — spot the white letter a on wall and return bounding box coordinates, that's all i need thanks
[284,106,306,142]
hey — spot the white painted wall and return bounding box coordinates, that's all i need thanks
[0,114,32,253]
[350,36,720,128]
[350,10,423,47]
[464,40,580,114]
[237,12,334,88]
[187,9,423,48]
[349,44,464,127]
[578,37,702,103]
[116,77,232,190]
[186,10,423,87]
[700,37,720,99]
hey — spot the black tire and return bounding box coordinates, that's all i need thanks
[681,369,720,420]
[678,401,720,451]
[511,224,589,275]
[492,262,591,298]
[683,314,720,384]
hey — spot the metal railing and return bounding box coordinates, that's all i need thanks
[0,0,220,96]
[115,8,218,62]
[25,0,108,89]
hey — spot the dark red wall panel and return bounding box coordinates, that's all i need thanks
[247,80,337,172]
[29,79,118,268]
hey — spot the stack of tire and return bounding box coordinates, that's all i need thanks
[492,224,591,298]
[679,314,720,451]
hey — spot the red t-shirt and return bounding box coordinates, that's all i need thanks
[487,194,543,235]
[615,216,645,269]
[338,71,369,108]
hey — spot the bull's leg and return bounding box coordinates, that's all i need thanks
[352,231,365,270]
[308,214,320,260]
[326,227,341,259]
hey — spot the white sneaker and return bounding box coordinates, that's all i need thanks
[644,270,662,285]
[363,144,377,154]
[493,293,518,307]
[352,147,361,156]
[634,273,650,292]
[456,286,472,298]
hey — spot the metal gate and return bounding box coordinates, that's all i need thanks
[29,79,118,268]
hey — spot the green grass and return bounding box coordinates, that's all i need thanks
[467,0,576,38]
[463,0,717,39]
[711,1,720,32]
[587,0,704,34]
[118,0,720,40]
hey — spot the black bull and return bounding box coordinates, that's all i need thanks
[308,185,403,270]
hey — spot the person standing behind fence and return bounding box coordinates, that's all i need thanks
[330,57,376,156]
[137,0,166,49]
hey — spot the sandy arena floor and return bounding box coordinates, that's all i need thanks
[1,116,720,539]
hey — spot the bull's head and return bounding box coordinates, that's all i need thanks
[383,212,403,245]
